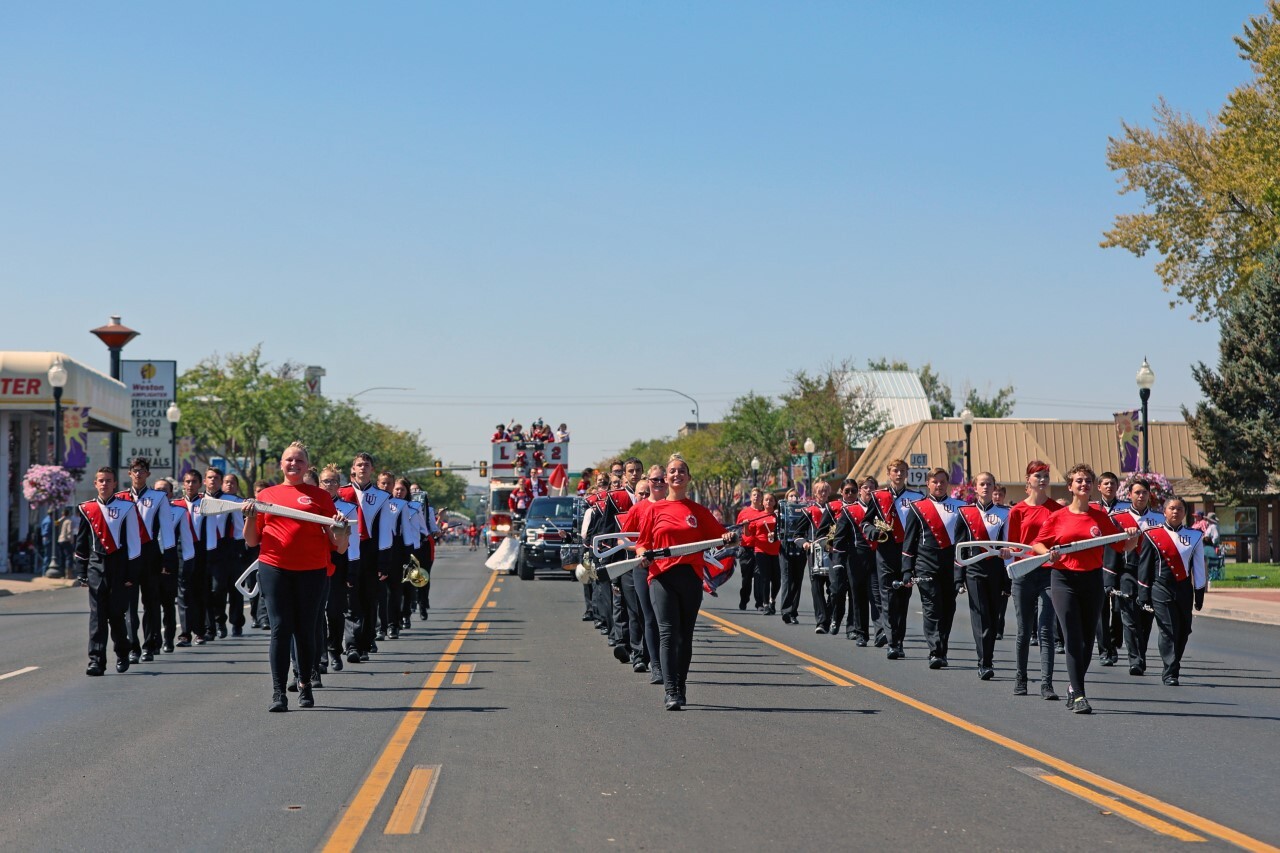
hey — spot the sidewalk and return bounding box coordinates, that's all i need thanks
[0,572,78,597]
[1200,588,1280,627]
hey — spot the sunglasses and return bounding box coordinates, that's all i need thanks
[648,477,666,484]
[320,479,341,485]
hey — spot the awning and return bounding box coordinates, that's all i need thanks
[0,352,131,432]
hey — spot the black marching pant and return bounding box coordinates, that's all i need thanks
[966,567,1004,669]
[1013,566,1055,684]
[158,569,179,646]
[752,550,781,609]
[778,553,806,620]
[809,569,831,628]
[827,559,853,633]
[326,574,346,656]
[918,573,957,659]
[1152,577,1194,681]
[592,577,614,631]
[650,565,703,696]
[844,551,875,640]
[87,562,132,665]
[1097,578,1123,658]
[260,563,326,692]
[344,567,381,654]
[632,567,660,672]
[610,579,629,646]
[178,557,206,640]
[737,548,759,609]
[130,541,164,655]
[876,545,912,646]
[1119,572,1154,671]
[619,571,646,663]
[206,551,233,634]
[1050,568,1103,698]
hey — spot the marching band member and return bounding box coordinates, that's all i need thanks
[197,467,237,643]
[170,470,207,646]
[820,483,851,635]
[800,481,835,633]
[747,492,782,616]
[413,490,440,622]
[339,452,393,664]
[776,488,809,626]
[243,442,349,712]
[152,477,188,653]
[75,467,142,676]
[1136,496,1206,686]
[612,458,647,669]
[635,454,735,710]
[1030,463,1140,714]
[1092,471,1129,666]
[221,473,249,637]
[1007,460,1061,699]
[1112,478,1165,676]
[117,457,177,663]
[902,469,964,668]
[863,459,925,660]
[830,478,880,644]
[991,483,1012,640]
[735,488,768,612]
[248,479,273,630]
[377,470,406,640]
[954,472,1007,679]
[320,465,356,671]
[628,469,665,683]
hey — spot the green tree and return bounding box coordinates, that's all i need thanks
[1184,245,1280,501]
[1102,2,1280,319]
[781,359,890,452]
[960,384,1016,418]
[719,393,788,479]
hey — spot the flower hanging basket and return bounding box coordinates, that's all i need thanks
[22,464,76,507]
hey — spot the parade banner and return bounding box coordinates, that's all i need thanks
[121,360,177,473]
[176,436,198,479]
[62,406,91,469]
[1113,409,1142,473]
[945,440,966,484]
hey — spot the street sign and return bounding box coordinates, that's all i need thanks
[907,467,928,488]
[910,453,928,467]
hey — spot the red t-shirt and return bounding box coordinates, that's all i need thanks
[1032,506,1125,572]
[736,506,769,549]
[747,514,780,556]
[637,499,727,581]
[627,499,656,537]
[254,483,339,572]
[1007,499,1063,546]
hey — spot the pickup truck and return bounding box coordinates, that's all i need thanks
[515,496,583,580]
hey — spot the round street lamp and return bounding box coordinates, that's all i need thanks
[1136,357,1156,473]
[750,455,760,489]
[44,358,69,578]
[166,402,181,478]
[89,315,139,474]
[803,437,816,496]
[960,406,974,483]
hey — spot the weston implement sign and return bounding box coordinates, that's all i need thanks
[121,359,176,472]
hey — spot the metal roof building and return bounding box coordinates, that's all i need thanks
[840,370,931,444]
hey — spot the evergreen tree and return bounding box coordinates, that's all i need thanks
[1183,245,1280,500]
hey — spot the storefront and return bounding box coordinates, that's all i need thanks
[1,352,130,572]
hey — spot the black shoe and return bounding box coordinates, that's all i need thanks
[128,650,141,664]
[830,623,840,636]
[402,617,411,629]
[886,646,902,660]
[664,693,683,711]
[612,645,630,664]
[218,624,227,639]
[582,612,594,621]
[203,632,215,643]
[347,650,361,664]
[312,671,324,688]
[86,661,104,677]
[764,606,776,615]
[370,642,378,653]
[162,641,175,653]
[420,611,428,621]
[375,631,386,641]
[738,601,747,611]
[1054,641,1064,655]
[259,622,271,631]
[874,635,889,648]
[650,670,664,685]
[1106,653,1119,666]
[928,656,943,670]
[298,684,314,708]
[319,660,328,675]
[855,638,868,647]
[332,655,343,672]
[633,661,648,673]
[194,636,206,645]
[176,637,191,648]
[359,652,370,662]
[287,675,300,693]
[995,633,1003,641]
[1163,675,1179,686]
[252,619,264,629]
[1071,694,1092,714]
[1014,675,1028,696]
[231,626,243,637]
[979,667,995,680]
[389,631,399,640]
[1129,665,1144,676]
[269,692,288,713]
[140,650,154,662]
[606,638,617,647]
[115,659,130,674]
[1041,682,1059,701]
[815,625,828,634]
[937,656,948,668]
[1030,636,1039,647]
[1100,655,1115,667]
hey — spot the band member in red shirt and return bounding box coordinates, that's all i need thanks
[635,454,736,710]
[1136,496,1207,686]
[735,488,769,612]
[747,492,783,615]
[244,442,349,712]
[1007,460,1063,700]
[1031,463,1139,714]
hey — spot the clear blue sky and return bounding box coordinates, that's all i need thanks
[1,1,1263,482]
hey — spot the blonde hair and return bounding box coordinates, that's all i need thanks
[321,463,342,479]
[667,452,689,473]
[286,440,309,462]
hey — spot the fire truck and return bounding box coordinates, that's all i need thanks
[485,436,569,556]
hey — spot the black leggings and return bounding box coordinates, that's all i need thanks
[752,550,781,607]
[1050,568,1103,698]
[259,563,326,693]
[650,565,703,695]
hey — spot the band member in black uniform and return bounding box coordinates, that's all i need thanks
[777,489,807,626]
[153,477,188,653]
[376,471,408,640]
[170,470,207,646]
[1112,478,1165,676]
[221,473,249,636]
[831,478,880,645]
[1136,496,1207,686]
[116,458,178,663]
[864,459,925,659]
[75,467,142,675]
[1092,471,1129,666]
[340,452,393,663]
[954,472,1007,679]
[818,486,849,633]
[321,465,356,671]
[200,467,236,641]
[611,458,646,666]
[902,469,963,668]
[247,479,272,630]
[800,481,834,633]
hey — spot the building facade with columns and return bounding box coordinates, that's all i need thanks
[0,352,130,573]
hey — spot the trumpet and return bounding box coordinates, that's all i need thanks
[872,518,893,543]
[403,554,430,588]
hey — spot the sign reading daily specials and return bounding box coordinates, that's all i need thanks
[121,359,176,473]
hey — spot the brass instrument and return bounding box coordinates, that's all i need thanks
[403,554,430,588]
[872,518,893,543]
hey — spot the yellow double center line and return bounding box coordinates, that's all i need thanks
[321,570,498,853]
[701,610,1277,853]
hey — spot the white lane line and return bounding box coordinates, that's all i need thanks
[0,666,39,682]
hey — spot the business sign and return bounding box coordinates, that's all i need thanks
[121,359,177,473]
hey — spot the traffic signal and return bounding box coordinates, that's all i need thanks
[434,460,443,478]
[478,461,488,478]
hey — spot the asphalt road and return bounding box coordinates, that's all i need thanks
[1,547,1276,852]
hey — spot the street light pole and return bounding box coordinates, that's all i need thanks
[45,359,69,579]
[257,435,270,482]
[960,407,974,483]
[89,315,139,475]
[1136,357,1156,474]
[166,402,181,479]
[634,387,701,432]
[803,437,816,498]
[751,456,760,489]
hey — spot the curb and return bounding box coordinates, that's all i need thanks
[1199,609,1280,627]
